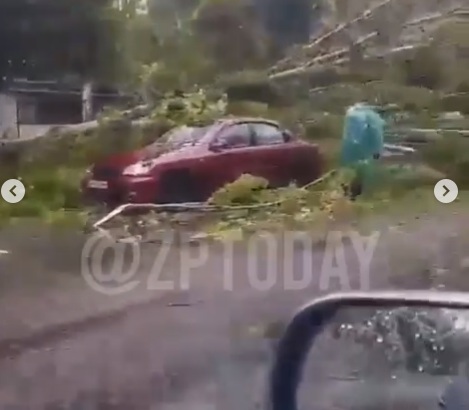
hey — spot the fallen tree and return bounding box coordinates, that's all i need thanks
[0,78,468,232]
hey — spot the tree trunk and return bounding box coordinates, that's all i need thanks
[82,81,93,122]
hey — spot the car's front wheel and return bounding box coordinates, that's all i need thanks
[158,169,200,204]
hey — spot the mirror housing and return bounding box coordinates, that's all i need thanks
[282,130,293,142]
[209,139,228,152]
[269,291,469,410]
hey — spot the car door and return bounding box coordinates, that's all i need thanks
[249,122,292,187]
[204,123,262,193]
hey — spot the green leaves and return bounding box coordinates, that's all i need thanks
[150,89,227,126]
[205,169,358,240]
[208,174,270,206]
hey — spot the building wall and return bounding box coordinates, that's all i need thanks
[0,93,17,138]
[17,100,37,124]
[0,94,55,140]
[1,90,134,139]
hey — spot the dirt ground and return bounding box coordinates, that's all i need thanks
[0,194,467,409]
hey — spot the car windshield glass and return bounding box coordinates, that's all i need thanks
[162,126,210,146]
[145,125,211,152]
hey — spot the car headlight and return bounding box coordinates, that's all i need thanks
[122,160,156,176]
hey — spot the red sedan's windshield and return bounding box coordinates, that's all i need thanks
[152,125,212,151]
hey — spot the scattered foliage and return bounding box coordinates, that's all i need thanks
[204,169,359,240]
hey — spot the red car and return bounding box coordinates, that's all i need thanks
[81,117,324,206]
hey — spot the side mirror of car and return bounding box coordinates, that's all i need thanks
[209,139,228,152]
[269,291,469,410]
[282,130,293,142]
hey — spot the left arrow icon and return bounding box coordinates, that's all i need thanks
[1,179,26,203]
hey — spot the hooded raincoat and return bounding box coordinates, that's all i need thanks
[340,103,385,193]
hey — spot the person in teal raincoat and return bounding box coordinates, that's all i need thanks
[340,102,385,197]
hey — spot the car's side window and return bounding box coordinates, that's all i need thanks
[217,124,252,149]
[251,123,284,146]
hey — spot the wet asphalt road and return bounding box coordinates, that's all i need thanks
[0,231,380,409]
[0,220,466,410]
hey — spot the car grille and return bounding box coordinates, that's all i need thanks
[92,166,120,180]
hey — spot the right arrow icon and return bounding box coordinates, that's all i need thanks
[434,179,458,204]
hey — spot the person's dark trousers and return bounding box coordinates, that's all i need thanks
[341,174,363,201]
[343,154,380,200]
[350,177,362,200]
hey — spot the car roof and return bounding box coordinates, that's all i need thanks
[215,117,280,127]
